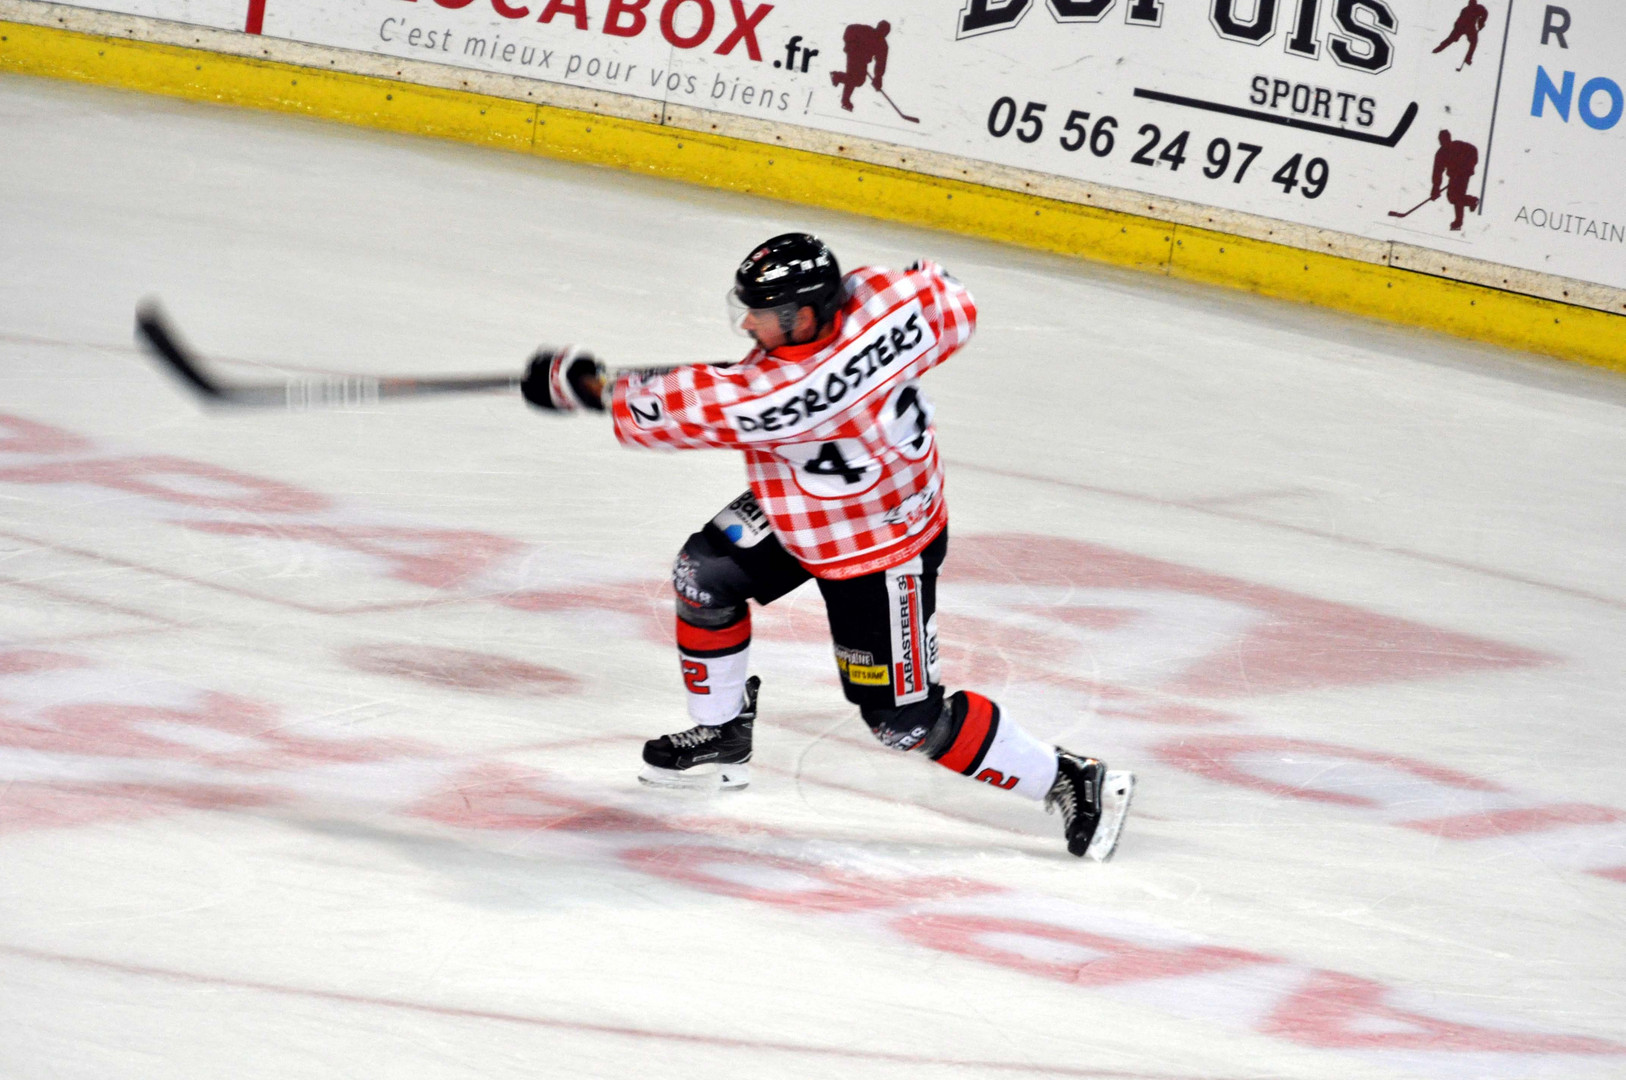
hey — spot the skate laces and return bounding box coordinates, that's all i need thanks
[667,725,722,750]
[1045,773,1076,820]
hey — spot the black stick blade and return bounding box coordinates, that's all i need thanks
[136,302,226,401]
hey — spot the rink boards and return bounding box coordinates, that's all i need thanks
[1,0,1624,373]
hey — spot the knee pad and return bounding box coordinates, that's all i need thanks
[860,687,948,753]
[673,531,750,628]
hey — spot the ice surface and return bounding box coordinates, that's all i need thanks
[1,74,1623,1080]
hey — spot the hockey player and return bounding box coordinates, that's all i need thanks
[1431,129,1480,231]
[520,233,1133,860]
[1432,0,1489,68]
[831,21,890,112]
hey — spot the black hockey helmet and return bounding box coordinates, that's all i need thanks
[730,233,844,331]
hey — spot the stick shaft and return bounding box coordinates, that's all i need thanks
[1387,195,1436,219]
[137,303,520,410]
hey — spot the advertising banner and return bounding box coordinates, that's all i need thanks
[37,0,1626,292]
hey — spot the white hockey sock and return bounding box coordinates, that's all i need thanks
[675,613,753,726]
[933,691,1058,800]
[976,715,1059,800]
[679,647,750,725]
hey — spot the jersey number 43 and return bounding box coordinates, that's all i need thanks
[774,382,935,498]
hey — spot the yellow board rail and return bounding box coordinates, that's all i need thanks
[3,18,1620,373]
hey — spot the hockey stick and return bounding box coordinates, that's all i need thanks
[878,87,919,124]
[1132,91,1417,147]
[136,302,521,410]
[1387,193,1439,219]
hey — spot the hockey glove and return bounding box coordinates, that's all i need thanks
[521,347,607,412]
[907,259,959,285]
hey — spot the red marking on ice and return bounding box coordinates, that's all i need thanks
[0,690,411,768]
[408,764,662,834]
[11,738,1613,1064]
[949,459,1626,613]
[187,521,524,590]
[245,0,265,34]
[519,536,1539,714]
[0,945,1240,1080]
[344,644,580,696]
[0,413,92,456]
[0,656,440,833]
[1186,486,1320,508]
[1016,667,1241,724]
[1024,603,1139,631]
[1262,969,1620,1053]
[0,572,187,628]
[1154,734,1498,809]
[0,626,174,649]
[0,526,280,604]
[0,411,1550,703]
[404,768,1626,1059]
[0,781,281,835]
[1402,803,1626,840]
[625,844,994,913]
[1591,866,1626,883]
[950,534,1550,696]
[1083,696,1239,725]
[431,771,1622,1058]
[0,649,89,675]
[0,785,157,834]
[0,527,480,617]
[498,579,668,618]
[891,914,1269,987]
[0,456,330,514]
[1156,735,1626,874]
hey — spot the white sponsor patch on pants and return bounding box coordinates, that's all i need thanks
[710,490,773,549]
[885,557,932,706]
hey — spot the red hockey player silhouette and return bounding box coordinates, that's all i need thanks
[1432,129,1480,231]
[831,21,890,111]
[1432,0,1489,68]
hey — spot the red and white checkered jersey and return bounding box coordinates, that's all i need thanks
[608,262,976,579]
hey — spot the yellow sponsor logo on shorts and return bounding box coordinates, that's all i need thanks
[839,659,891,686]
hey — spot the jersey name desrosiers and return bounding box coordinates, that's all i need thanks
[722,299,935,441]
[608,262,976,579]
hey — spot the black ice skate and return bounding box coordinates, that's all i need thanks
[1045,751,1135,861]
[639,676,758,791]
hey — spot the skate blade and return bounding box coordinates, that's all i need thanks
[1084,771,1135,862]
[637,762,750,792]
